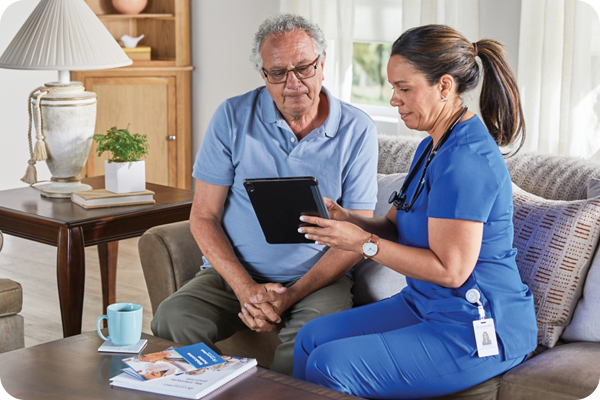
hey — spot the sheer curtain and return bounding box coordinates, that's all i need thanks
[396,0,480,136]
[401,0,479,38]
[280,0,480,134]
[518,0,600,158]
[280,0,356,102]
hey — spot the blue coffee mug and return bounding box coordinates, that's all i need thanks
[96,302,143,346]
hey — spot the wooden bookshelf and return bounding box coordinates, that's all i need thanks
[73,0,192,189]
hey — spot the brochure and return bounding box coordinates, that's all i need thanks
[111,356,258,399]
[176,343,227,369]
[121,343,226,381]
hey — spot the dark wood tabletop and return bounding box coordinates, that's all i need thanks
[0,177,193,337]
[0,332,363,400]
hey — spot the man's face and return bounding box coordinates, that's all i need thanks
[260,31,325,120]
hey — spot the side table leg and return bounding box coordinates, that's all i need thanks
[98,241,118,316]
[57,226,85,337]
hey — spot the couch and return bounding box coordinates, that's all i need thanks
[139,135,600,399]
[0,231,25,353]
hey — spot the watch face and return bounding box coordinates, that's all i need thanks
[363,242,378,257]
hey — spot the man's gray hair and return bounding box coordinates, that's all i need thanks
[250,13,327,72]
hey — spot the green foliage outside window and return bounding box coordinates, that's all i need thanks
[351,42,392,107]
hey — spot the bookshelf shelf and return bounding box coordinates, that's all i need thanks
[97,13,176,21]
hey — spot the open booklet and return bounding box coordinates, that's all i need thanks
[121,343,227,381]
[111,356,258,399]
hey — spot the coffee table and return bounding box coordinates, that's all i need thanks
[0,177,193,337]
[0,332,363,400]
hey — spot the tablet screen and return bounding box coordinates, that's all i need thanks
[243,177,329,244]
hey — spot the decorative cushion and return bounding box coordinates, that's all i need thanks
[588,177,600,198]
[561,177,600,342]
[352,173,408,306]
[374,173,407,217]
[562,250,600,342]
[512,184,600,347]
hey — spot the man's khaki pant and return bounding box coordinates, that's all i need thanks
[151,268,353,376]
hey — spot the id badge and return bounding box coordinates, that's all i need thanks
[473,318,499,357]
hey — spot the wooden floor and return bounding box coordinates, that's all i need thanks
[0,234,153,347]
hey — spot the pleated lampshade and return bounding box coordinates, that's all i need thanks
[0,0,132,70]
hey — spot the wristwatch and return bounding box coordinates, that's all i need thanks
[362,234,380,259]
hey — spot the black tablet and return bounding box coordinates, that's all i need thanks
[243,176,330,244]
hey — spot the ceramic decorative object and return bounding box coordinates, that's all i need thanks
[31,82,96,198]
[105,160,146,193]
[112,0,148,15]
[120,34,145,48]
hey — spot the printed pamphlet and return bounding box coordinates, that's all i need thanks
[111,356,257,399]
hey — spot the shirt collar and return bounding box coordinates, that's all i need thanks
[261,86,341,138]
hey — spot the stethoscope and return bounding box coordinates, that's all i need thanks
[389,106,469,212]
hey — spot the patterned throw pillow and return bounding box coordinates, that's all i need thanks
[512,184,600,348]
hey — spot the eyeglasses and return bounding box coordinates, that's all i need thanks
[262,56,320,84]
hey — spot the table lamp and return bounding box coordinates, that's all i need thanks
[0,0,132,198]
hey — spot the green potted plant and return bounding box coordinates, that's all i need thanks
[93,125,149,193]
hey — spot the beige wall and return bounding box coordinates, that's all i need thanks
[190,0,280,161]
[0,0,54,190]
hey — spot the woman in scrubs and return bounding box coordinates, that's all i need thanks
[292,24,538,399]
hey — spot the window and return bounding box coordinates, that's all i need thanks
[351,42,391,107]
[351,0,402,135]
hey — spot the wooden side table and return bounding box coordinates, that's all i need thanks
[0,177,193,337]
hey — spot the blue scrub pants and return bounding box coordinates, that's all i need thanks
[294,294,525,399]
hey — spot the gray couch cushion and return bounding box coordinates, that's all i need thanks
[352,259,407,306]
[499,342,600,400]
[506,152,600,201]
[352,172,408,306]
[374,172,407,217]
[377,134,422,175]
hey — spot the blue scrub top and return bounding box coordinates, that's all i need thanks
[396,115,537,360]
[193,86,378,282]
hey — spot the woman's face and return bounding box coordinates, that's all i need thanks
[387,55,444,133]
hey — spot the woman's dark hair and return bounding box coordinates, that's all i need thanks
[391,24,525,153]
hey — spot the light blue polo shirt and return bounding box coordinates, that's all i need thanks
[193,86,378,282]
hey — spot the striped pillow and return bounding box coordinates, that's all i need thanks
[512,184,600,348]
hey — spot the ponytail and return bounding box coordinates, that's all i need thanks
[475,39,525,152]
[392,25,525,154]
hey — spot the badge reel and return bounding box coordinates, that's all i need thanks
[466,289,499,357]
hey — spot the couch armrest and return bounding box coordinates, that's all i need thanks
[138,221,203,314]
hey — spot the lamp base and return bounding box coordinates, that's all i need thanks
[38,181,93,199]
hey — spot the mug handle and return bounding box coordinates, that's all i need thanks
[96,315,110,341]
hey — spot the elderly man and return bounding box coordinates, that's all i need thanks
[151,13,378,376]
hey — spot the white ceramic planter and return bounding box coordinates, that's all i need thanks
[105,160,146,193]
